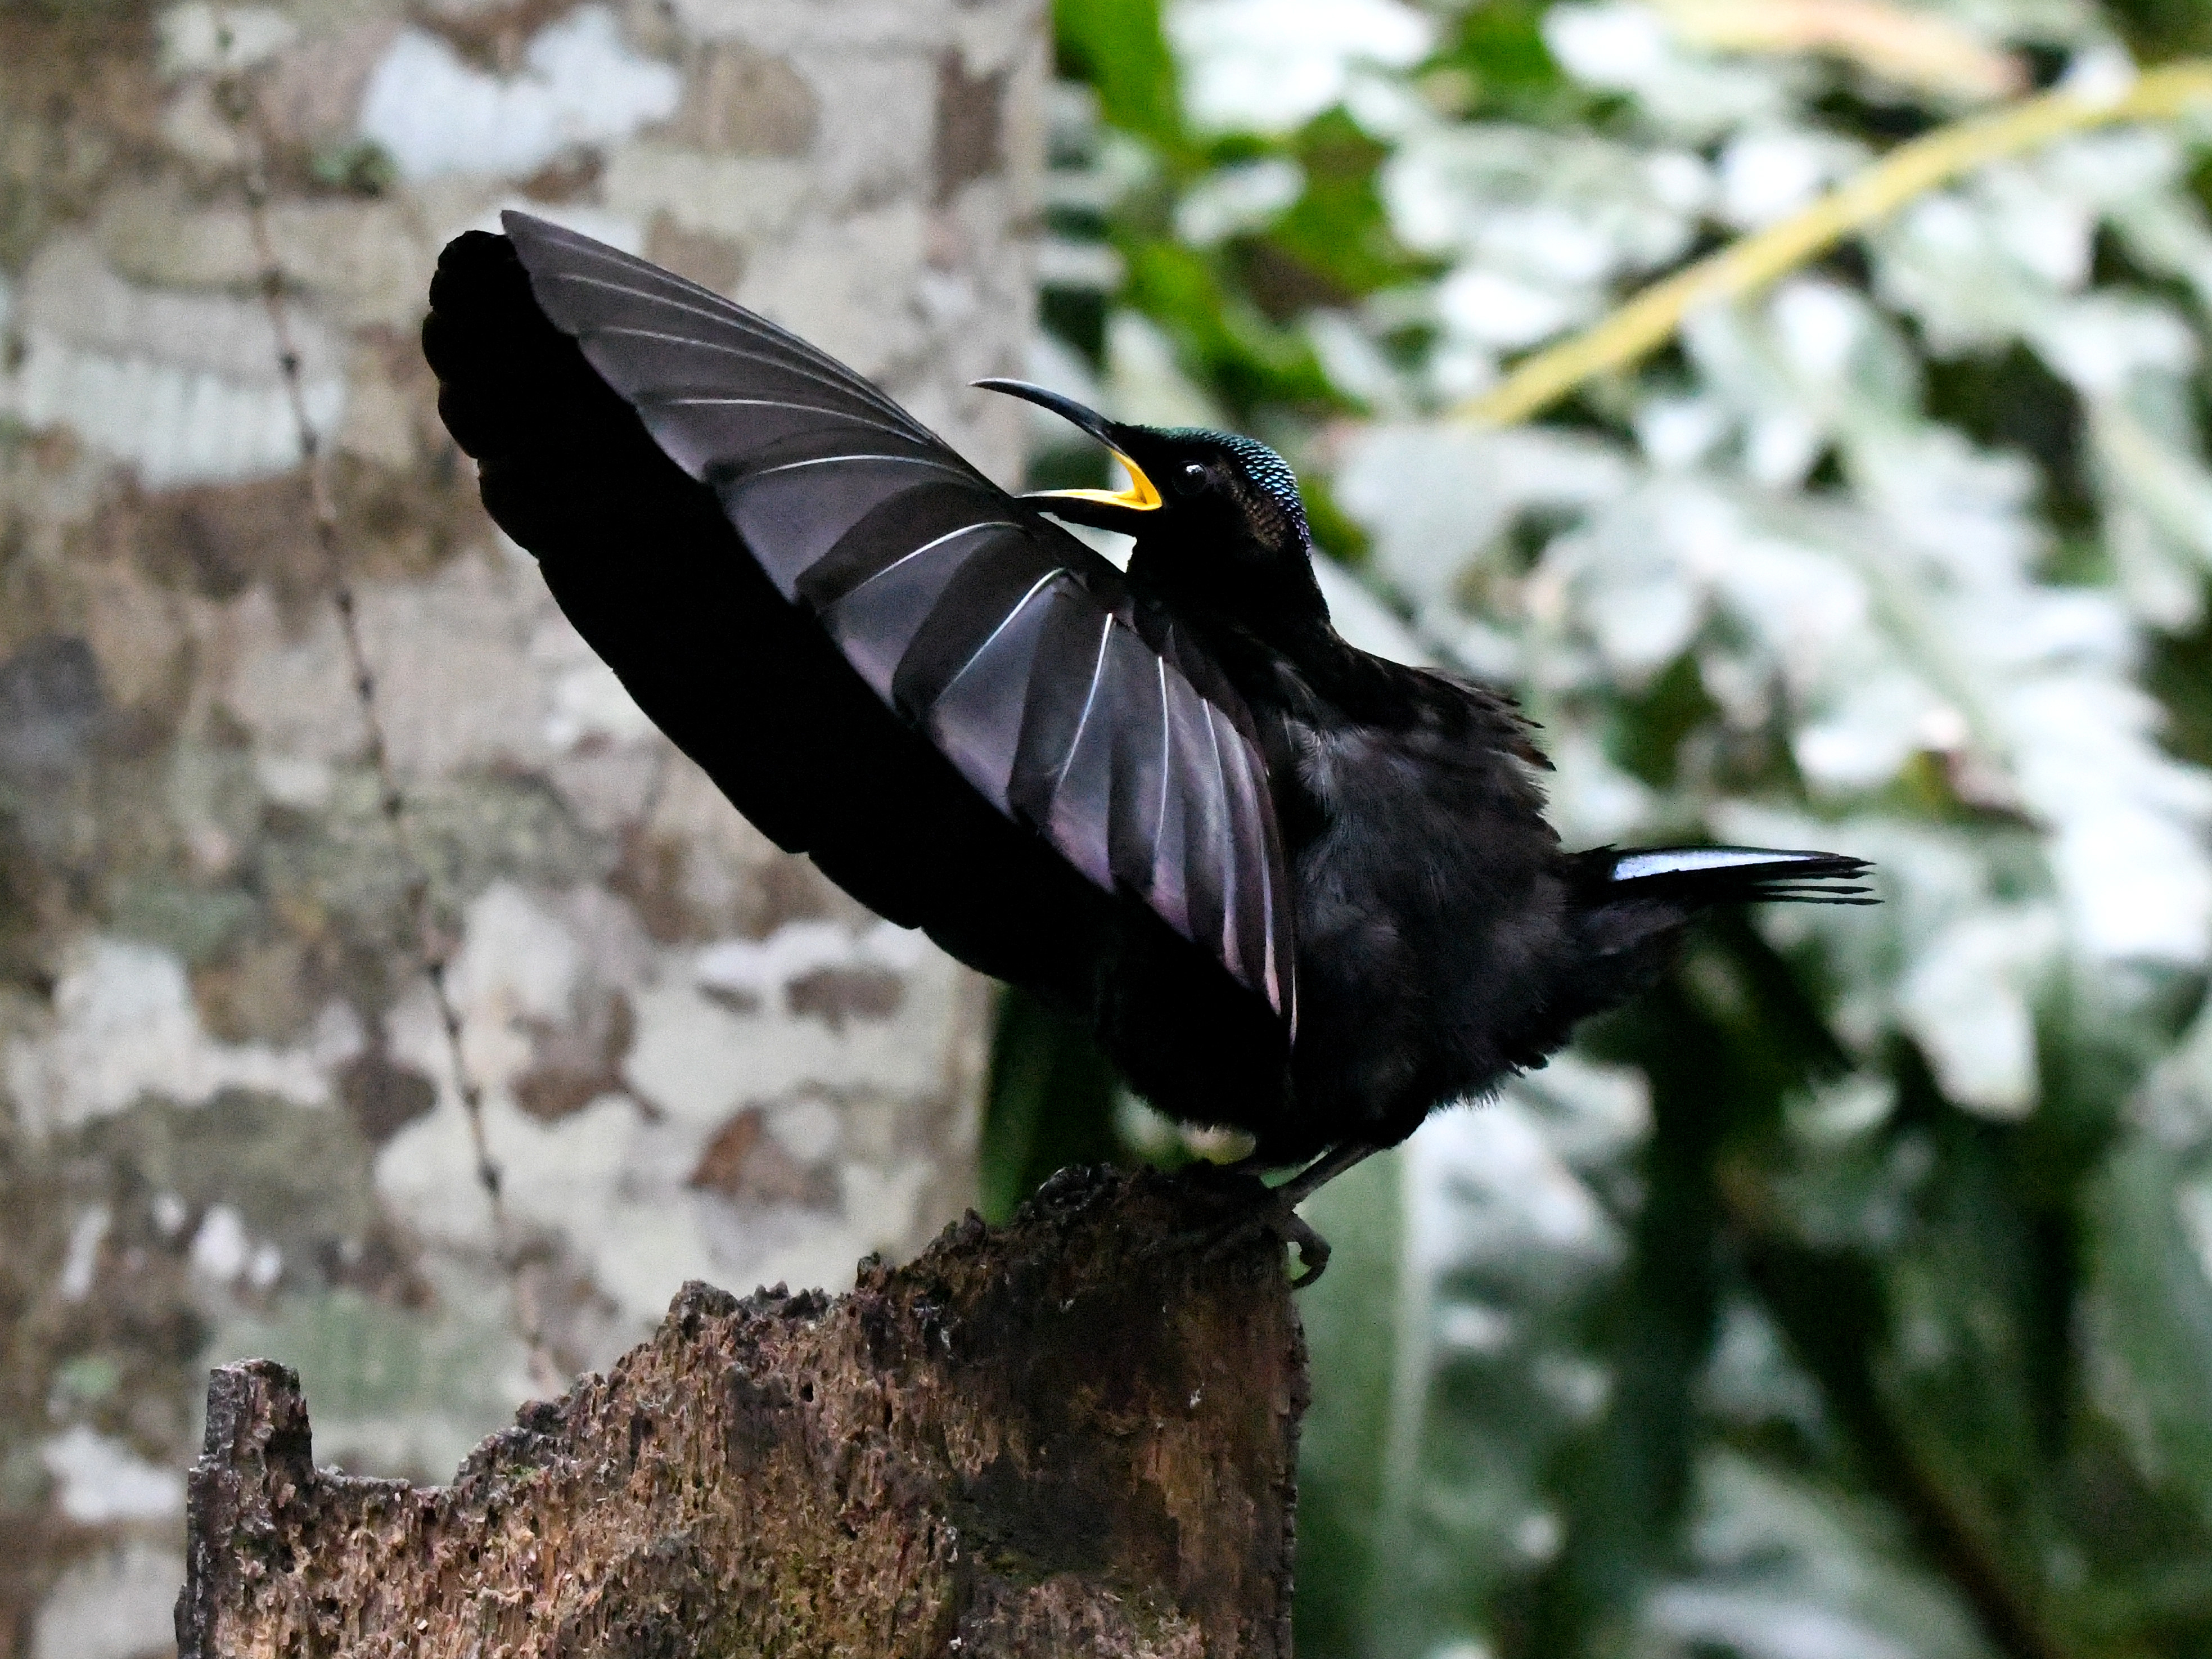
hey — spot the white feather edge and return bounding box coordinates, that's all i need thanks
[1610,847,1833,881]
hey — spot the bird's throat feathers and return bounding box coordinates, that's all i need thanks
[1126,525,1335,661]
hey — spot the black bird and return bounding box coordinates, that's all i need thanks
[424,213,1869,1281]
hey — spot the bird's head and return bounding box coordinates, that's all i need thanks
[977,378,1328,633]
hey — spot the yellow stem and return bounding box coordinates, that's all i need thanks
[1457,61,2212,430]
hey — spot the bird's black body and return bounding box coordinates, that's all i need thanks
[424,214,1868,1216]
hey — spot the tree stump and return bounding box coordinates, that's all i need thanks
[175,1166,1308,1657]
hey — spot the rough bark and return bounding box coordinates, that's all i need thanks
[177,1166,1307,1659]
[4,2,1041,1649]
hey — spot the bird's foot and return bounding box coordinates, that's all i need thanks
[1164,1163,1335,1288]
[1219,1201,1332,1288]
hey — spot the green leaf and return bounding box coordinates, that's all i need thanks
[1265,111,1427,304]
[1296,1063,1649,1658]
[1054,0,1187,160]
[1292,1146,1405,1657]
[2086,1135,2212,1522]
[1631,1450,2001,1659]
[1039,1,2212,1652]
[1120,239,1339,415]
[977,986,1125,1224]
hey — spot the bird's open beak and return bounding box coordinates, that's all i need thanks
[974,378,1164,513]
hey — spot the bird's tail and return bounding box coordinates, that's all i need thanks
[1578,845,1876,909]
[1540,844,1873,1031]
[1530,849,1876,1044]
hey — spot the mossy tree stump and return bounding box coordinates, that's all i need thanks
[176,1167,1307,1657]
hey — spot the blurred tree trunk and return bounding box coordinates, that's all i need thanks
[177,1170,1307,1659]
[0,2,1043,1654]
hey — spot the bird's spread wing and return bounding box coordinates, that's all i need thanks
[498,212,1293,1023]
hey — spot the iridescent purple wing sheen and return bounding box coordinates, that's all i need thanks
[502,211,1295,1026]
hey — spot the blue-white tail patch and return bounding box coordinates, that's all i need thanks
[1601,845,1875,906]
[1611,846,1840,882]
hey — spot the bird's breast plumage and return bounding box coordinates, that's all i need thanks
[1214,647,1578,1147]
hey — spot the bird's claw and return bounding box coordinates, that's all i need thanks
[1278,1210,1332,1287]
[1169,1167,1335,1287]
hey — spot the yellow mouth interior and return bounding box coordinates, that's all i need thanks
[1032,452,1163,512]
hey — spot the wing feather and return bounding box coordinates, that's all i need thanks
[569,279,916,410]
[1157,671,1227,952]
[516,219,929,433]
[818,524,1012,696]
[590,328,925,429]
[720,455,972,595]
[631,396,917,474]
[795,485,1014,610]
[1193,703,1238,978]
[499,210,1295,1021]
[1045,622,1125,895]
[1008,601,1112,825]
[891,539,1070,719]
[925,571,1065,808]
[1103,627,1169,901]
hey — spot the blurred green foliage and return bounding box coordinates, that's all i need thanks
[990,1,2212,1656]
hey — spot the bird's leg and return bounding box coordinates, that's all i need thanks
[1188,1141,1383,1288]
[1271,1140,1384,1210]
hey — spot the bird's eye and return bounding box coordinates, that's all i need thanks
[1175,462,1209,495]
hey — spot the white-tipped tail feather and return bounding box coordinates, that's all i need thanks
[1601,845,1875,907]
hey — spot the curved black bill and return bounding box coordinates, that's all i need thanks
[974,377,1163,515]
[975,377,1121,445]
